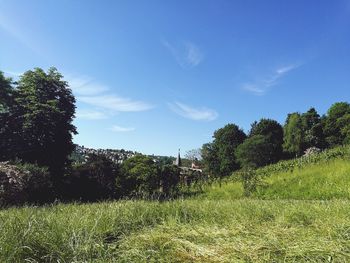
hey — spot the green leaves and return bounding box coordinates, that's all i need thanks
[235,135,275,169]
[0,68,77,190]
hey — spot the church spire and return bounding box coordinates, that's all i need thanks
[175,148,182,167]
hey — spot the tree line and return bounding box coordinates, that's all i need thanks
[0,68,187,205]
[1,67,349,204]
[201,102,350,180]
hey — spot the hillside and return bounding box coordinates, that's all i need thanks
[202,146,350,201]
[1,147,350,262]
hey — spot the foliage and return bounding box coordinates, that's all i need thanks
[338,113,350,144]
[256,145,350,178]
[301,108,326,149]
[154,156,175,167]
[0,72,21,161]
[248,118,284,163]
[0,162,52,206]
[63,154,118,201]
[233,145,350,197]
[118,155,160,198]
[283,112,305,156]
[0,71,14,112]
[250,119,283,144]
[159,164,181,197]
[324,102,350,146]
[205,124,246,178]
[239,168,259,196]
[201,143,219,174]
[14,68,77,187]
[235,135,275,168]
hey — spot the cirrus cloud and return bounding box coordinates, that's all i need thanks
[78,95,154,112]
[242,63,301,96]
[168,102,218,121]
[162,40,204,69]
[66,74,154,113]
[110,125,135,132]
[76,109,108,120]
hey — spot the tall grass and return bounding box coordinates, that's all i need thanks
[1,199,350,262]
[1,146,350,262]
[255,159,350,199]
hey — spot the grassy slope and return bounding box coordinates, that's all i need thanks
[1,152,350,262]
[255,159,350,199]
[202,158,350,200]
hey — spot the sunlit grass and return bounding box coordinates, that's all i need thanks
[255,159,350,199]
[1,154,350,262]
[1,199,350,262]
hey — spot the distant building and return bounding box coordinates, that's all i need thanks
[173,149,202,173]
[191,159,201,169]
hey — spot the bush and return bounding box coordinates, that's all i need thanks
[160,165,180,197]
[117,155,159,198]
[63,154,118,201]
[235,135,275,168]
[0,162,52,206]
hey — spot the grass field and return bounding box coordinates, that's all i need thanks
[1,151,350,262]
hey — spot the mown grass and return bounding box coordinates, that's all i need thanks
[1,149,350,262]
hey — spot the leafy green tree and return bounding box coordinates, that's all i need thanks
[212,124,246,177]
[65,154,118,201]
[235,135,275,168]
[118,155,159,197]
[249,118,284,163]
[324,102,350,146]
[201,142,220,176]
[0,72,21,161]
[14,68,77,187]
[338,113,350,144]
[0,71,14,112]
[283,113,305,156]
[301,108,326,149]
[155,156,175,166]
[160,164,180,197]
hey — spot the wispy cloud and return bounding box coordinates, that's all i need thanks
[276,65,298,75]
[163,40,204,69]
[66,74,154,113]
[110,125,135,132]
[241,84,265,95]
[76,109,108,120]
[0,13,44,56]
[169,102,218,121]
[242,63,301,95]
[78,95,154,112]
[67,76,109,96]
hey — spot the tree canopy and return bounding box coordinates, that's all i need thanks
[212,123,246,177]
[235,135,275,168]
[324,102,350,147]
[249,118,283,163]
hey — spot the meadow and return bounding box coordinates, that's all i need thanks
[1,148,350,262]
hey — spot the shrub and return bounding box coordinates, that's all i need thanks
[160,165,181,197]
[117,155,159,198]
[235,135,275,168]
[0,162,52,206]
[63,154,118,201]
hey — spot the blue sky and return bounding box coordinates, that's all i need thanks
[1,0,350,156]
